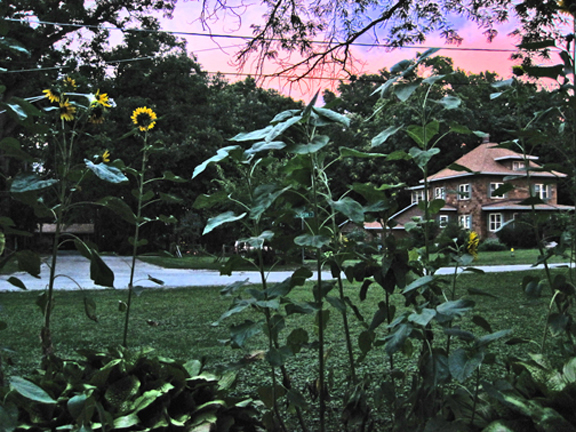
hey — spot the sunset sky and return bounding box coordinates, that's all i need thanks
[154,2,528,101]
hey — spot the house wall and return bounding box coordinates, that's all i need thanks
[428,175,559,239]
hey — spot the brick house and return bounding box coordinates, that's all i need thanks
[383,142,574,240]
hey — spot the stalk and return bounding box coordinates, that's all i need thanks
[122,136,148,347]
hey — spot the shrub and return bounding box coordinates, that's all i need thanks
[0,348,262,431]
[479,238,508,251]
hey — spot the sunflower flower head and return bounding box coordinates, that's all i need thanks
[102,150,111,163]
[89,104,105,124]
[43,88,62,103]
[131,106,157,132]
[467,231,479,260]
[59,99,76,122]
[63,76,77,90]
[93,89,112,108]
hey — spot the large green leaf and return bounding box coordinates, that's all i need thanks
[290,134,330,154]
[7,277,27,290]
[250,185,290,220]
[245,141,286,155]
[203,211,247,235]
[436,299,475,323]
[339,148,387,158]
[90,251,114,288]
[85,160,128,183]
[230,125,275,142]
[9,377,56,404]
[192,145,241,179]
[99,197,137,224]
[230,320,262,348]
[371,125,403,147]
[0,402,18,432]
[408,308,436,326]
[0,37,30,55]
[10,173,58,193]
[449,348,483,383]
[193,191,228,209]
[329,197,364,224]
[435,95,461,110]
[384,323,412,355]
[15,250,40,278]
[394,82,420,102]
[0,138,34,162]
[406,121,439,148]
[313,107,350,127]
[409,147,440,168]
[402,275,435,294]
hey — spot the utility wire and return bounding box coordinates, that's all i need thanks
[4,17,521,53]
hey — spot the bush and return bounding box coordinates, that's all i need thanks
[1,348,262,431]
[479,238,508,252]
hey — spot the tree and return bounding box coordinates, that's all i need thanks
[198,0,567,81]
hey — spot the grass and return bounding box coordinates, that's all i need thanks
[0,266,571,429]
[472,247,572,266]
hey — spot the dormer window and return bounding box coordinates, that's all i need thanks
[512,161,526,171]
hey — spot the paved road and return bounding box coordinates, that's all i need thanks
[1,254,573,292]
[0,254,334,291]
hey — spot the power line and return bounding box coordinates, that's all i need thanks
[4,17,522,53]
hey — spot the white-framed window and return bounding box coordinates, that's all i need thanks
[533,184,550,200]
[488,213,503,232]
[439,215,449,228]
[489,182,505,199]
[458,215,472,230]
[458,183,471,200]
[434,186,446,200]
[411,190,425,204]
[513,161,526,171]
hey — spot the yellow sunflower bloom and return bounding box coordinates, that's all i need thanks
[43,89,61,103]
[63,76,77,90]
[102,150,111,163]
[93,89,112,108]
[131,106,157,132]
[467,231,479,260]
[59,99,76,122]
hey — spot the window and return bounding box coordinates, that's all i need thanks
[533,184,550,200]
[434,186,445,200]
[439,215,449,228]
[489,213,503,232]
[458,215,472,230]
[458,184,471,200]
[489,182,505,199]
[411,190,425,204]
[513,161,526,171]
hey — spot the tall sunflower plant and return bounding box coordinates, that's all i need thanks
[8,77,129,356]
[102,106,185,347]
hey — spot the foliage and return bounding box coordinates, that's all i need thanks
[478,238,508,252]
[0,347,262,431]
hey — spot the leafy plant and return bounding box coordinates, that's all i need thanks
[0,347,262,431]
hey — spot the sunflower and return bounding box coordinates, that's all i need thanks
[43,88,62,103]
[89,104,105,124]
[63,76,77,90]
[131,106,157,131]
[467,231,479,260]
[93,89,112,108]
[59,99,76,121]
[102,150,111,163]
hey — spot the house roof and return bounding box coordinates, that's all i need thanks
[481,200,574,211]
[424,143,566,183]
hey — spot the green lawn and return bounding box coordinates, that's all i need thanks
[0,268,569,429]
[139,248,573,271]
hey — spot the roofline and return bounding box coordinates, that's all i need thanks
[494,155,538,161]
[482,205,574,211]
[422,170,566,183]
